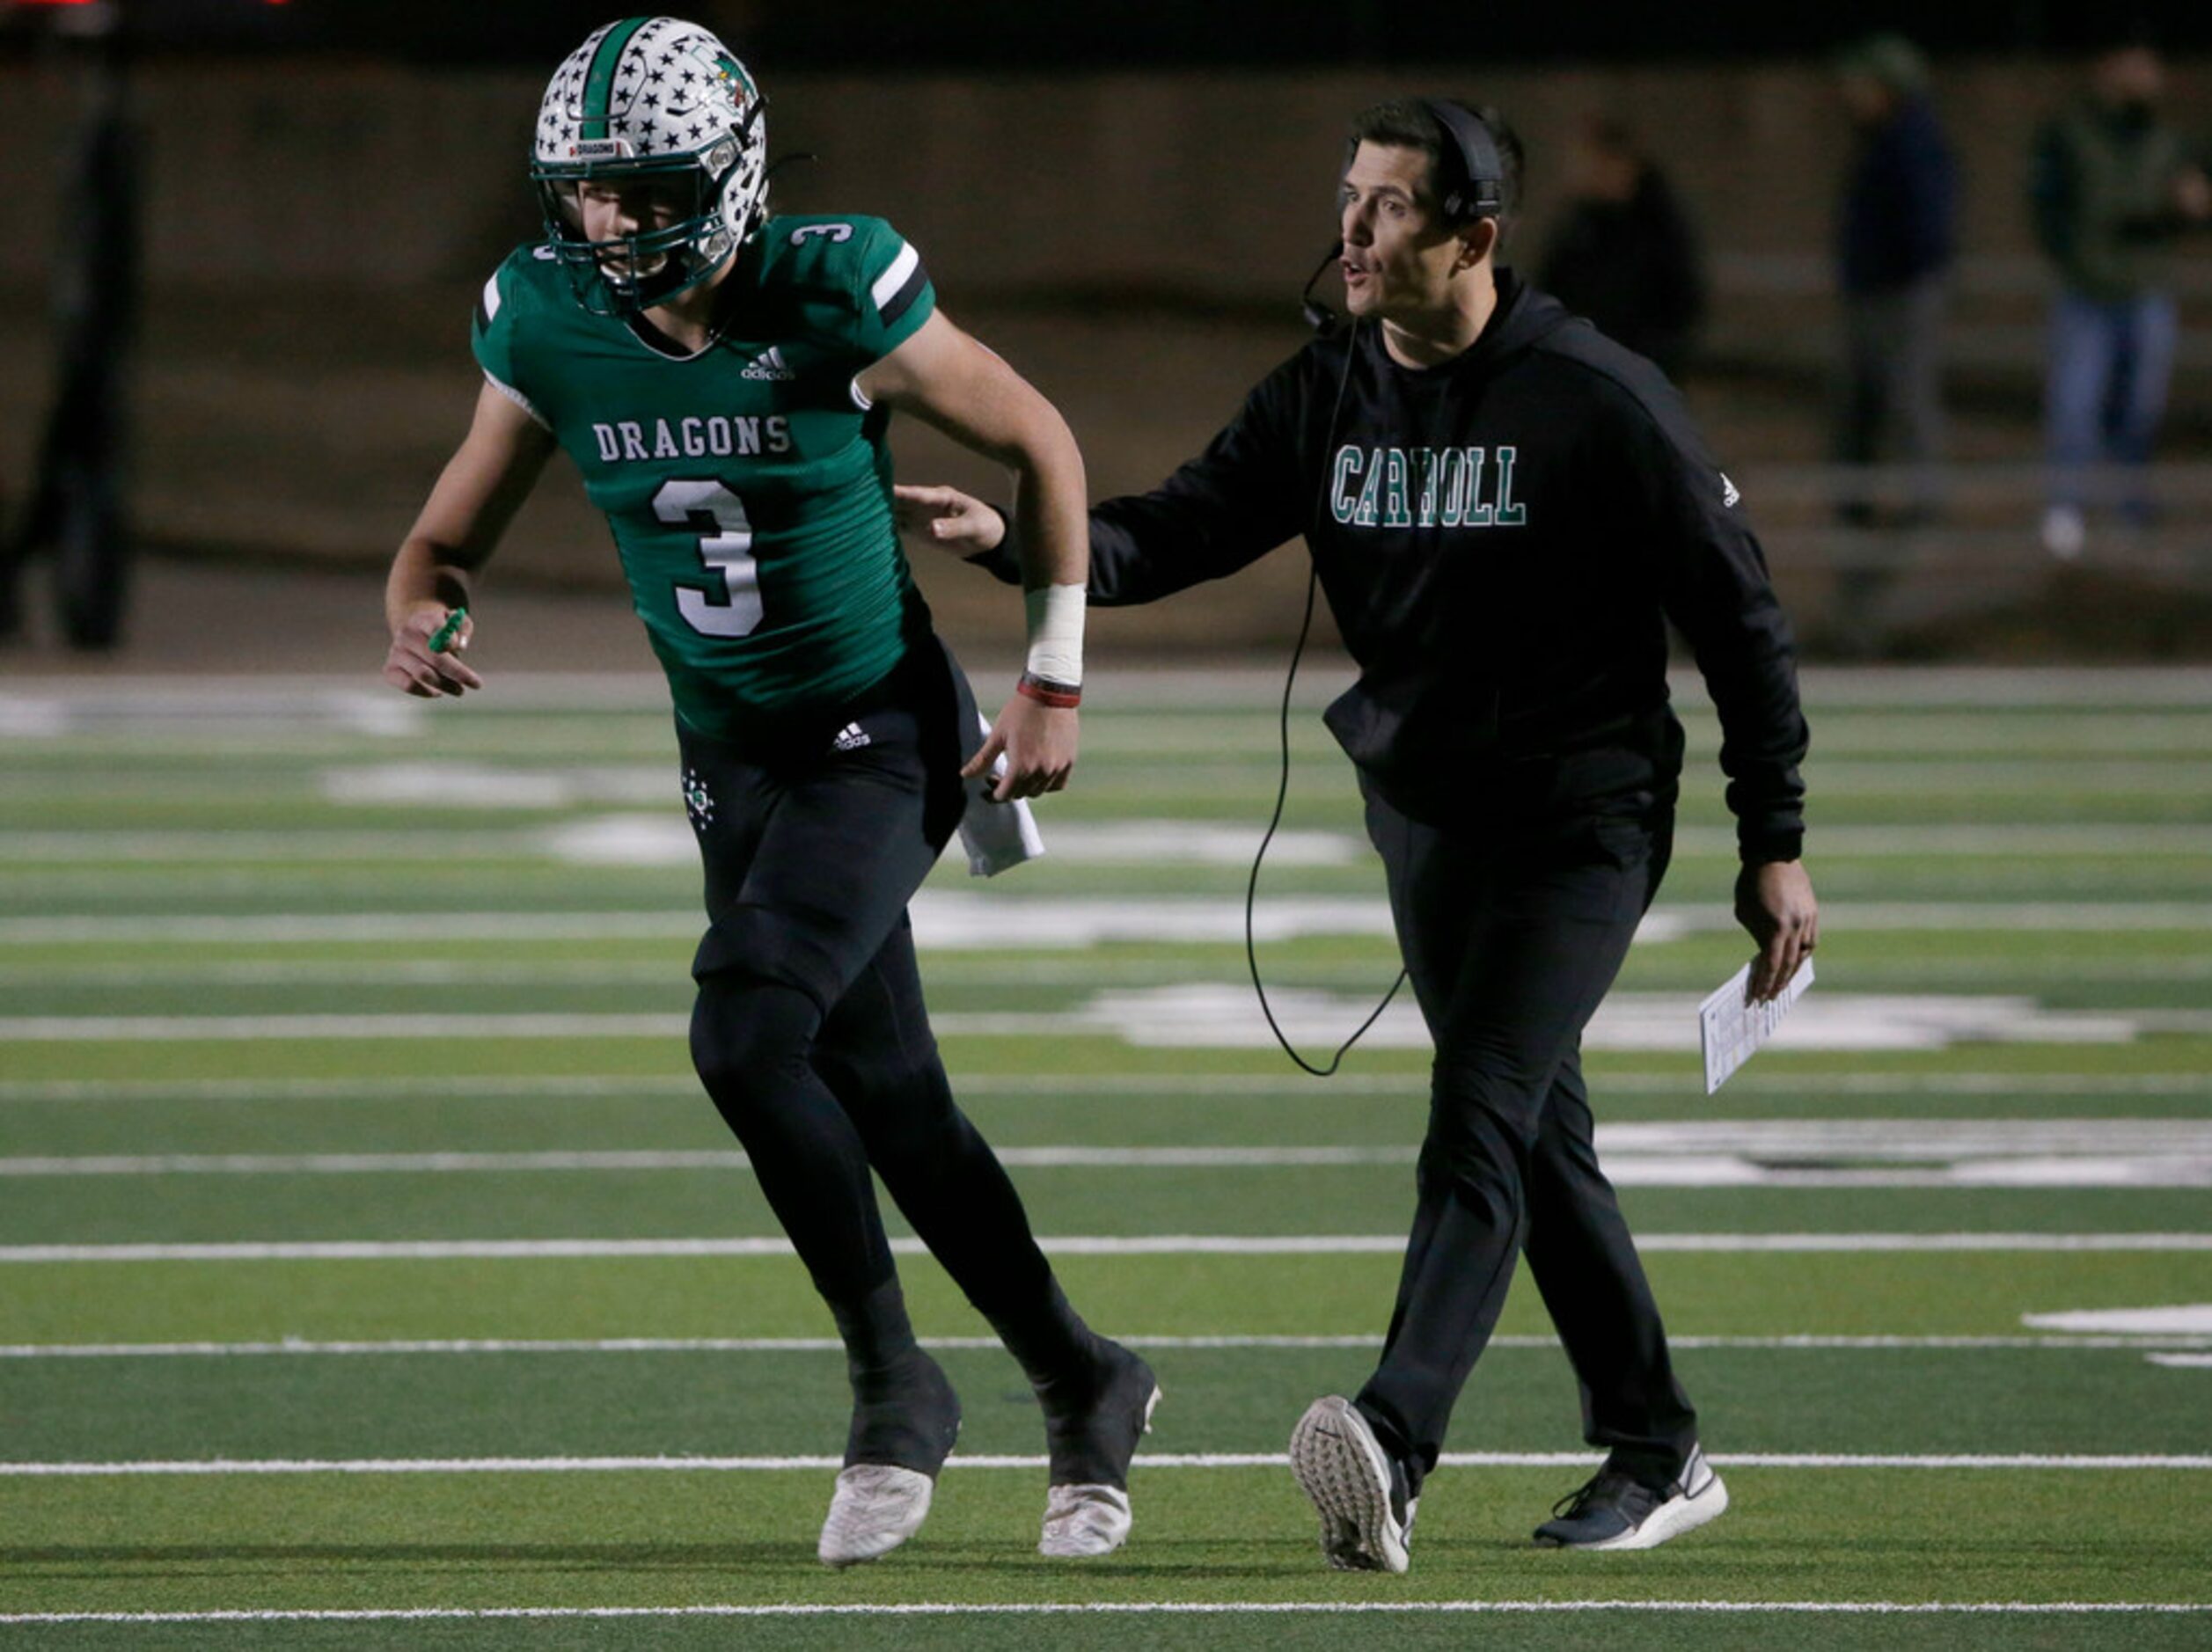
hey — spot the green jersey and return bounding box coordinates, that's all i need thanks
[472,214,938,738]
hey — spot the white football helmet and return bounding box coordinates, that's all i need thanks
[530,16,768,315]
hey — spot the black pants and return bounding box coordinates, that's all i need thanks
[678,640,1065,1336]
[1353,781,1698,1492]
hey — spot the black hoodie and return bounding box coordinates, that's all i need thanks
[983,268,1807,864]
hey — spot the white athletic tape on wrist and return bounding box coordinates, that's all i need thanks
[1024,583,1086,687]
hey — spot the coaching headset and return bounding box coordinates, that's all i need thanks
[1261,99,1508,1075]
[1300,99,1506,330]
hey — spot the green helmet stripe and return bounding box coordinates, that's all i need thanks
[579,16,652,142]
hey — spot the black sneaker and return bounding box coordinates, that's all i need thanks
[1036,1338,1161,1557]
[1533,1444,1728,1552]
[1289,1395,1417,1573]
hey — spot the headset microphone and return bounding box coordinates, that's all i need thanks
[1300,239,1344,332]
[1252,99,1505,1074]
[1246,251,1409,1080]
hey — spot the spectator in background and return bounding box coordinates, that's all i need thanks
[1537,117,1704,381]
[1833,34,1955,534]
[0,2,142,649]
[2030,34,2212,559]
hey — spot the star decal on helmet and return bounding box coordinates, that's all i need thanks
[528,18,769,314]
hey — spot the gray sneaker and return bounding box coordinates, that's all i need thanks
[1534,1444,1729,1552]
[1288,1396,1417,1573]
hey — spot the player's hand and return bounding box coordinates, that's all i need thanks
[382,604,482,698]
[894,484,1005,557]
[1737,859,1818,1004]
[963,693,1075,802]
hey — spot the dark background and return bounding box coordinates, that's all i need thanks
[26,0,2212,64]
[1,0,2208,666]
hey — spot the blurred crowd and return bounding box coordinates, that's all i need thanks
[1535,26,2209,603]
[0,16,2207,652]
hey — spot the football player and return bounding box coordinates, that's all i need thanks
[379,17,1156,1567]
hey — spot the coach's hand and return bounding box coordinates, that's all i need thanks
[383,604,482,698]
[1737,859,1819,1004]
[894,484,1006,557]
[965,693,1075,802]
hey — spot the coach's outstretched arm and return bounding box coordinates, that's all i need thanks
[861,310,1088,801]
[381,384,555,698]
[896,356,1308,607]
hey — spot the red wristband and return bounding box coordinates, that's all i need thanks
[1016,671,1081,709]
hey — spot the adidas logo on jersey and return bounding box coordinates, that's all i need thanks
[1720,472,1741,508]
[831,722,872,753]
[743,346,797,382]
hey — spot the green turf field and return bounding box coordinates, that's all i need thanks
[3,667,2209,1648]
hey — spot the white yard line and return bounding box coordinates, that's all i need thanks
[4,1333,2208,1360]
[0,1150,759,1176]
[6,996,2208,1049]
[11,1120,2212,1188]
[0,913,707,945]
[16,957,2212,997]
[5,662,2211,709]
[18,954,2212,993]
[0,962,691,988]
[4,1452,2208,1478]
[0,1075,713,1103]
[1754,764,2212,794]
[1,822,2205,862]
[0,1014,691,1042]
[0,832,555,864]
[0,821,1370,869]
[18,758,2206,796]
[5,1071,2210,1105]
[3,1601,2208,1625]
[0,1147,1433,1174]
[7,900,2212,949]
[3,1232,2208,1263]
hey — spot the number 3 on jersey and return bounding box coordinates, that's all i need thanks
[656,479,762,638]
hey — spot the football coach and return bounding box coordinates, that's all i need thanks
[899,97,1818,1573]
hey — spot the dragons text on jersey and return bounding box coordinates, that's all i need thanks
[590,415,793,463]
[472,214,936,737]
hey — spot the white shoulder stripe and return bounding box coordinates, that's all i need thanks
[480,272,502,323]
[480,370,549,431]
[869,241,920,312]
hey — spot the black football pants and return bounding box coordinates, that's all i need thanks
[1352,781,1699,1493]
[677,641,1080,1373]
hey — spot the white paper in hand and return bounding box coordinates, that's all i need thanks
[956,713,1045,877]
[1699,958,1813,1095]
